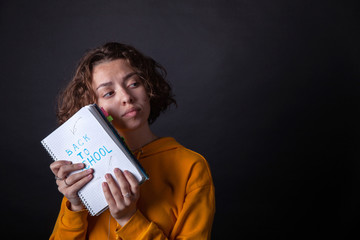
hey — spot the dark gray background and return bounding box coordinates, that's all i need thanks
[1,0,359,239]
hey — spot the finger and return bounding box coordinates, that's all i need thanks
[124,170,140,198]
[105,173,124,204]
[57,163,85,179]
[63,168,94,186]
[61,171,93,193]
[114,168,132,201]
[102,181,117,209]
[50,160,72,175]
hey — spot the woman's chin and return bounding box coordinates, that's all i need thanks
[114,119,145,133]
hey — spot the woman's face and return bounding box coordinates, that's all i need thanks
[91,59,151,132]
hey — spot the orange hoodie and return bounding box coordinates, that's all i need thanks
[49,137,215,239]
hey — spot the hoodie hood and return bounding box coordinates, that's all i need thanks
[133,137,180,160]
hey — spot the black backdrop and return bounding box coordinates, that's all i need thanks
[1,0,359,239]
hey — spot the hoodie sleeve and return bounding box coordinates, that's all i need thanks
[49,197,89,240]
[116,157,216,240]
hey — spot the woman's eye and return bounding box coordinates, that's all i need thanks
[129,81,139,88]
[103,91,114,98]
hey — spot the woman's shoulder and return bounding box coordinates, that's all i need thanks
[151,137,206,161]
[159,138,212,178]
[143,137,214,192]
[142,137,210,170]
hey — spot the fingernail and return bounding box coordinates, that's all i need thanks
[105,173,110,179]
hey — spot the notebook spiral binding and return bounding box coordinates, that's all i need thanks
[41,141,58,161]
[42,140,100,216]
[78,192,96,216]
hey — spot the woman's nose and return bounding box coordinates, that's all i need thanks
[117,88,134,105]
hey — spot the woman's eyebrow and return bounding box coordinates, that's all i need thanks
[96,82,113,91]
[95,72,137,91]
[123,72,138,81]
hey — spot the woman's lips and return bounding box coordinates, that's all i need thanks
[122,107,140,118]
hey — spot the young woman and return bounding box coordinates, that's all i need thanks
[49,42,215,239]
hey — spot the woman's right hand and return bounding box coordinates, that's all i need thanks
[50,161,94,211]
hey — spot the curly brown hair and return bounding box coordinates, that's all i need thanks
[57,42,176,125]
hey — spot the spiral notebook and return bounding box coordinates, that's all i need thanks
[41,104,149,216]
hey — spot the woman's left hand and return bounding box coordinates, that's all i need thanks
[102,168,140,226]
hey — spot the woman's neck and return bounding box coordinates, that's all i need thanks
[117,124,158,151]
